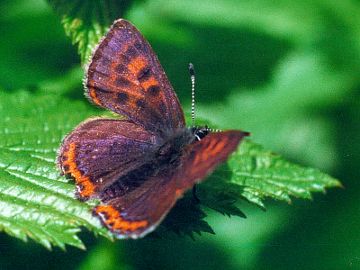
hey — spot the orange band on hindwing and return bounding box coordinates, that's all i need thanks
[62,142,96,198]
[95,205,148,232]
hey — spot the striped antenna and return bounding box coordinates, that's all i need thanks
[189,63,196,126]
[209,128,222,133]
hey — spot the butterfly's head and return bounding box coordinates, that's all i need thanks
[190,126,210,141]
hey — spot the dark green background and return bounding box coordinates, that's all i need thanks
[0,0,359,269]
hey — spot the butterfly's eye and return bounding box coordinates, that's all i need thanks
[193,127,209,141]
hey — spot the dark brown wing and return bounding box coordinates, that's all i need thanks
[85,19,185,137]
[92,130,249,238]
[57,118,157,200]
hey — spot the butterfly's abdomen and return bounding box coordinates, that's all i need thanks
[100,163,156,202]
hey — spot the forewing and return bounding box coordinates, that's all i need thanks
[85,19,185,136]
[58,118,157,200]
[175,130,249,191]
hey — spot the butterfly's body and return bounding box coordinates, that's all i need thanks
[155,128,193,164]
[58,19,249,238]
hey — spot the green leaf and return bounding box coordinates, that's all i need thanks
[48,0,133,65]
[156,195,215,239]
[199,190,247,218]
[202,140,341,209]
[0,90,113,249]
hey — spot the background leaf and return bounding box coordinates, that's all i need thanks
[197,140,340,214]
[227,141,340,204]
[48,0,134,65]
[0,90,112,249]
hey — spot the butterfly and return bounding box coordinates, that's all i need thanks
[57,19,249,239]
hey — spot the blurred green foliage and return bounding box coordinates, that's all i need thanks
[0,0,358,269]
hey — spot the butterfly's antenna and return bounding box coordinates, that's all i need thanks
[207,127,222,133]
[189,63,196,126]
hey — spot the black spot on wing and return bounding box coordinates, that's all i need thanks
[118,92,129,103]
[137,66,151,82]
[148,85,160,96]
[134,41,143,50]
[115,77,131,87]
[136,99,146,108]
[124,46,138,58]
[158,102,167,115]
[116,64,127,74]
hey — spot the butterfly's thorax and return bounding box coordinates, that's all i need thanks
[155,128,194,167]
[154,126,210,168]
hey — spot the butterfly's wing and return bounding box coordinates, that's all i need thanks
[94,172,178,238]
[93,130,248,238]
[175,130,250,191]
[85,19,185,137]
[58,118,157,200]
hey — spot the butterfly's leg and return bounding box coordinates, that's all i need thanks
[192,185,200,204]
